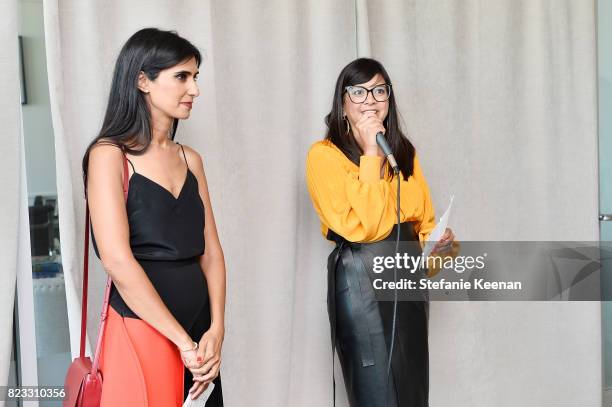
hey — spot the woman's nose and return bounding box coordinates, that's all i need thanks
[189,82,200,97]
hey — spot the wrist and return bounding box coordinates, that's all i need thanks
[178,340,198,353]
[174,334,195,351]
[209,322,225,335]
[363,146,379,156]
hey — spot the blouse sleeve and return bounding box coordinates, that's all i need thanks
[306,141,427,242]
[411,155,436,243]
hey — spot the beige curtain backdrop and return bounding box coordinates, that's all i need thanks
[43,0,599,406]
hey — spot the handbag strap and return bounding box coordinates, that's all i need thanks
[79,152,129,373]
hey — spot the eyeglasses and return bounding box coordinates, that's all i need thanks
[344,84,392,103]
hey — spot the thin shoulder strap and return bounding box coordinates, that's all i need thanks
[120,146,136,174]
[124,156,136,173]
[177,142,189,169]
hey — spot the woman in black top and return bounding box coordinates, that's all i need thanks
[83,28,225,405]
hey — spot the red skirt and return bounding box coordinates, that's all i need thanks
[99,307,184,406]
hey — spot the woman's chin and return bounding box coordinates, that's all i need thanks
[174,111,191,120]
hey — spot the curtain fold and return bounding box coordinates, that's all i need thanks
[355,0,372,57]
[0,0,34,390]
[43,0,91,361]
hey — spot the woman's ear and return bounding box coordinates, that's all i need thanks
[137,71,150,93]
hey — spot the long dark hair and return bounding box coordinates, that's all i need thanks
[82,27,201,195]
[325,58,415,180]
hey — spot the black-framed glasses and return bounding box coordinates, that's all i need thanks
[344,84,392,103]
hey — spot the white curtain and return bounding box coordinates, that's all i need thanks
[44,1,599,406]
[0,0,39,394]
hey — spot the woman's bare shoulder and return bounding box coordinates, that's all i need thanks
[178,143,204,170]
[89,139,124,170]
[90,138,123,153]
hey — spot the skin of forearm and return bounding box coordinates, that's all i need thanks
[200,252,226,330]
[103,256,193,350]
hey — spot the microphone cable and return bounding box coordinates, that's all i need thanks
[375,132,402,405]
[386,166,401,405]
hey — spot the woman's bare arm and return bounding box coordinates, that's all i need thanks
[180,145,226,392]
[184,146,226,333]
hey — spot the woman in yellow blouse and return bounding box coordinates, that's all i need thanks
[306,58,454,407]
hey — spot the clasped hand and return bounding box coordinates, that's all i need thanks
[179,327,224,399]
[353,111,386,157]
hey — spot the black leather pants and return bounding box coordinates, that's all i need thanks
[327,223,429,407]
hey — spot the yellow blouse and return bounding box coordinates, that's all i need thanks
[306,139,436,243]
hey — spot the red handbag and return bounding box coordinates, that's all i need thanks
[63,154,129,407]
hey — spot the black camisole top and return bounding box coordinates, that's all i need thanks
[90,142,207,327]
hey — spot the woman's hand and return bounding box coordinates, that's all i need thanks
[431,228,455,254]
[352,111,385,157]
[187,326,224,399]
[179,341,202,371]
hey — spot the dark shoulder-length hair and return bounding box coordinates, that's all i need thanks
[325,58,415,180]
[82,27,201,195]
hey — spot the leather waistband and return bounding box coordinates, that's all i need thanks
[326,221,418,247]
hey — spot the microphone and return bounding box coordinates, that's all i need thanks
[376,132,399,173]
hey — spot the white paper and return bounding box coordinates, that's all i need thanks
[422,195,454,258]
[183,382,215,407]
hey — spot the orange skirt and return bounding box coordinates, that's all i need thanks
[99,307,184,406]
